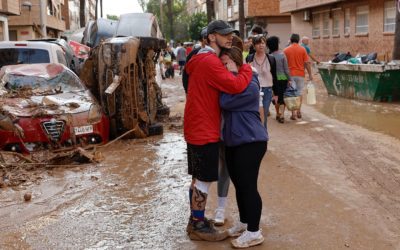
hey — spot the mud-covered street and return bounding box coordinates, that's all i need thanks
[1,72,400,249]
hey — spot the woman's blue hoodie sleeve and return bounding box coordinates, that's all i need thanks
[220,73,259,111]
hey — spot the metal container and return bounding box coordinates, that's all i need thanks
[318,63,400,102]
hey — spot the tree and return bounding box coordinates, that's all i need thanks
[107,15,119,21]
[238,0,245,39]
[206,0,214,22]
[393,0,400,60]
[145,0,189,41]
[80,0,85,27]
[167,0,174,40]
[188,12,208,41]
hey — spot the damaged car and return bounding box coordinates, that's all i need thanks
[0,63,109,154]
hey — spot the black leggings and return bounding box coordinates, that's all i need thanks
[225,141,267,232]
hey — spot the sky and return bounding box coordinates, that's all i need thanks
[102,0,143,17]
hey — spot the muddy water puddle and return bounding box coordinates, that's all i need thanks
[313,79,400,140]
[0,132,197,249]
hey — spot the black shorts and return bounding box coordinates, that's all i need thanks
[179,60,186,67]
[187,142,220,182]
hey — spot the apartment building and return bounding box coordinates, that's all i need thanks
[189,0,291,42]
[187,0,207,15]
[0,0,21,41]
[8,0,67,40]
[280,0,397,61]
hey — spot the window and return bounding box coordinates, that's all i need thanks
[384,1,396,32]
[344,8,350,35]
[0,49,50,68]
[332,11,340,36]
[312,14,320,37]
[356,5,369,34]
[56,50,68,66]
[322,12,330,36]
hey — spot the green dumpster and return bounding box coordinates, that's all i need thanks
[317,63,400,102]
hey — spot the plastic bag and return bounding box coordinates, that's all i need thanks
[306,81,316,105]
[284,85,301,111]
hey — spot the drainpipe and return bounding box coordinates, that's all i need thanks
[40,0,47,37]
[0,15,9,41]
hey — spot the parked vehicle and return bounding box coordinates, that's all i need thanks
[0,63,109,154]
[0,41,68,69]
[28,38,81,74]
[82,18,118,48]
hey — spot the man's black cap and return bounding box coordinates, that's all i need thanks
[207,20,237,35]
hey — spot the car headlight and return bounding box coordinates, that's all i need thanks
[88,104,102,123]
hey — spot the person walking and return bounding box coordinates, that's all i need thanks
[266,36,292,123]
[176,43,187,75]
[283,33,311,120]
[184,20,253,242]
[246,35,277,129]
[219,46,268,248]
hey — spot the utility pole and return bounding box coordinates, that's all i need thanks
[393,0,400,60]
[159,0,163,35]
[39,0,47,37]
[239,0,245,39]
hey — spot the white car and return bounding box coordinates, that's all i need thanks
[0,41,68,68]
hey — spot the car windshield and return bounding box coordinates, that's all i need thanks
[0,49,50,68]
[3,69,85,93]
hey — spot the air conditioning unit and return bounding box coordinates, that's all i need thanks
[303,10,311,21]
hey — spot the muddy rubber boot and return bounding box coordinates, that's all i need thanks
[188,219,228,241]
[186,216,215,234]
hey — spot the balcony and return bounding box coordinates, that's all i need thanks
[280,0,345,13]
[46,14,65,31]
[1,0,21,15]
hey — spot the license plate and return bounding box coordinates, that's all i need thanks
[74,125,93,135]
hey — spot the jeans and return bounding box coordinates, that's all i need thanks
[261,87,273,129]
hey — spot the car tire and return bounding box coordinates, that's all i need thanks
[148,123,163,136]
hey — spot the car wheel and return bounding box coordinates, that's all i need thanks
[148,123,163,136]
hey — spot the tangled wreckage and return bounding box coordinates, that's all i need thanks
[0,14,169,184]
[80,13,169,138]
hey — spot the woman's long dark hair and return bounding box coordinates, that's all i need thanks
[220,46,243,67]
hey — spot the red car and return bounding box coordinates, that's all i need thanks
[0,63,109,154]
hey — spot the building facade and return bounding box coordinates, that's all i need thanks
[190,0,291,42]
[281,0,397,61]
[0,0,21,41]
[187,0,207,15]
[8,0,67,40]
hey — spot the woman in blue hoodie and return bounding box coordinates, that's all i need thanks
[219,46,268,248]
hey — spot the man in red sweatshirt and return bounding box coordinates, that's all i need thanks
[184,20,252,241]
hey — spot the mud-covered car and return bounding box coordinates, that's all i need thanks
[0,63,109,153]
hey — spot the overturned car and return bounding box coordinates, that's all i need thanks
[80,13,169,139]
[0,63,109,153]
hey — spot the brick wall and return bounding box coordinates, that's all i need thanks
[248,0,290,17]
[290,0,395,62]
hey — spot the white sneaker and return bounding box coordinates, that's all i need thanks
[228,221,247,237]
[231,230,264,248]
[214,208,225,226]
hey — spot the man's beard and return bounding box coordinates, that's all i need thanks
[216,38,232,50]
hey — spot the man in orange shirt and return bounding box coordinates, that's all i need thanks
[283,33,312,120]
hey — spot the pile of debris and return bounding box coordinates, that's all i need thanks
[0,146,101,188]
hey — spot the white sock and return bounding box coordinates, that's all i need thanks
[246,230,261,237]
[217,196,227,209]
